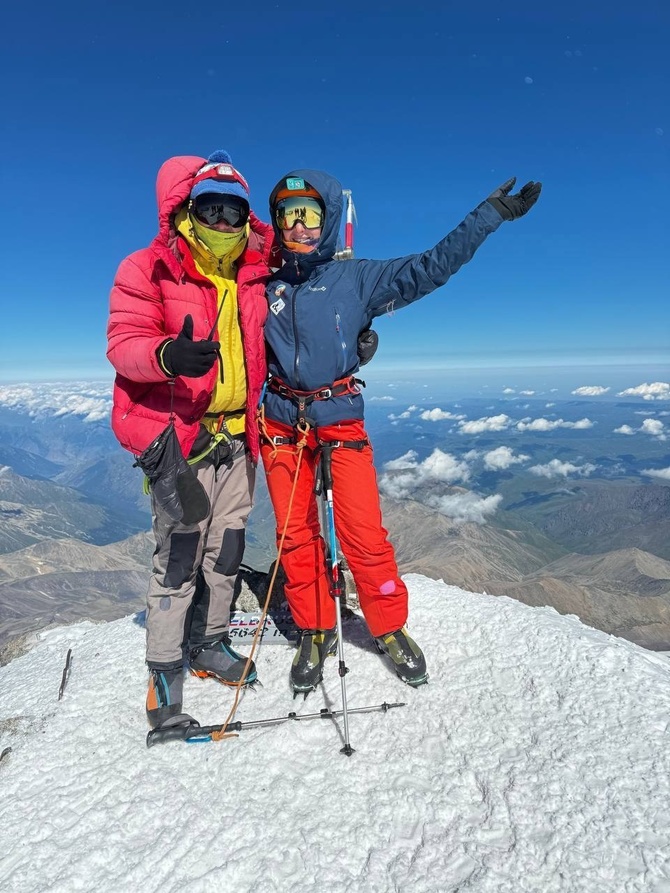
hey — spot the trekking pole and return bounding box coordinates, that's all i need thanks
[318,444,355,756]
[146,701,405,747]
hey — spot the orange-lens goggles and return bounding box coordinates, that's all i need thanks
[275,196,324,230]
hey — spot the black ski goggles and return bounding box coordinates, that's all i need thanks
[275,196,324,230]
[193,194,250,228]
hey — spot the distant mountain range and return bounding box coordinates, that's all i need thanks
[505,480,670,560]
[381,495,670,650]
[0,467,148,554]
[0,389,669,653]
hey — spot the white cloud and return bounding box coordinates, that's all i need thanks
[369,395,395,402]
[528,459,596,478]
[381,449,470,486]
[458,414,512,434]
[545,402,555,408]
[382,451,419,471]
[0,382,112,423]
[388,405,420,420]
[419,408,465,421]
[617,382,670,401]
[640,418,666,439]
[380,449,470,497]
[502,388,515,394]
[642,466,670,481]
[379,449,502,524]
[424,492,503,525]
[612,418,665,439]
[572,386,610,396]
[421,449,471,483]
[516,417,594,432]
[519,390,535,396]
[483,446,530,470]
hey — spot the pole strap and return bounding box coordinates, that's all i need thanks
[313,438,369,495]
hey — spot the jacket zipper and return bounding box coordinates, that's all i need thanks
[292,286,301,387]
[335,310,347,376]
[291,259,306,388]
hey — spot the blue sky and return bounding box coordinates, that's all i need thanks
[0,0,668,382]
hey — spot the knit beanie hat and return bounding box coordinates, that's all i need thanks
[190,150,249,202]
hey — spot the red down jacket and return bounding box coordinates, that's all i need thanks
[107,155,275,461]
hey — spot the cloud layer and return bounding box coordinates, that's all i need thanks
[0,383,112,423]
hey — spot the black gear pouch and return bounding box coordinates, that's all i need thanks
[135,422,210,526]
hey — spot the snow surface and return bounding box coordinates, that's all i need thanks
[1,575,670,893]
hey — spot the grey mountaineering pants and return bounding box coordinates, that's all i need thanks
[145,437,255,667]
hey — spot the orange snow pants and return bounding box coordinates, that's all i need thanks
[260,418,408,637]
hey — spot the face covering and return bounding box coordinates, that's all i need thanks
[190,213,248,259]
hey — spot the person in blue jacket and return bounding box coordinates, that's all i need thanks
[259,170,541,693]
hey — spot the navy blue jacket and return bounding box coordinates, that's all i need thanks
[263,169,504,428]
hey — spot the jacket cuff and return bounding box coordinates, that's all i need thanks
[157,339,175,377]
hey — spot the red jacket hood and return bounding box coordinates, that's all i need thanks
[156,155,205,235]
[153,154,278,265]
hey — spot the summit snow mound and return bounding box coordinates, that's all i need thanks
[1,575,670,893]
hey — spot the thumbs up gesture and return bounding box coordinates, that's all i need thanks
[160,315,220,378]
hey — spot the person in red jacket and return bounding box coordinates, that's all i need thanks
[107,150,275,729]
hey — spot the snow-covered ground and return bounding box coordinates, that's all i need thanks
[1,575,670,893]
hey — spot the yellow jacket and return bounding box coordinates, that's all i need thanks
[176,211,247,436]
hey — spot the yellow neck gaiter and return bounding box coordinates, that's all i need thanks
[190,213,248,261]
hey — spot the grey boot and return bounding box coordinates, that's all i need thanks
[146,667,184,729]
[189,634,257,686]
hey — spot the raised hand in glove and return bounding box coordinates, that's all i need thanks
[487,177,542,221]
[158,315,220,378]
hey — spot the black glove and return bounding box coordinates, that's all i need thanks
[486,177,542,221]
[159,315,220,378]
[357,328,379,366]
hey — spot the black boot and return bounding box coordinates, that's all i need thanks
[290,628,337,693]
[375,627,428,686]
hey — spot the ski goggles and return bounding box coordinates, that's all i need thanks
[193,195,250,228]
[275,196,324,230]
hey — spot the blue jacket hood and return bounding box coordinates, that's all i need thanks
[269,169,343,277]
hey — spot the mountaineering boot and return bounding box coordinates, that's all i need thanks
[189,633,257,686]
[146,667,184,729]
[374,627,428,687]
[290,628,338,693]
